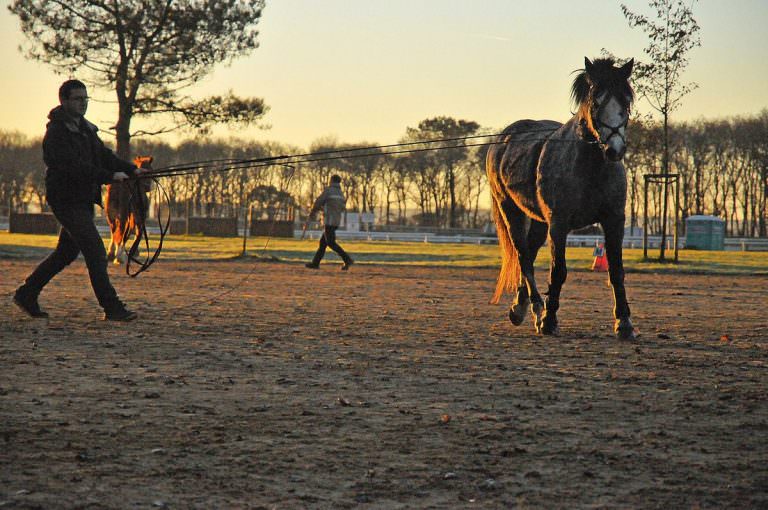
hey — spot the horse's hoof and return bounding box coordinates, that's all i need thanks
[530,301,545,333]
[539,312,559,336]
[615,318,636,340]
[616,328,636,340]
[508,297,530,326]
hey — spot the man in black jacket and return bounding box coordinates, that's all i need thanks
[13,79,145,321]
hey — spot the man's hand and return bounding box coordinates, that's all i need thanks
[112,171,130,182]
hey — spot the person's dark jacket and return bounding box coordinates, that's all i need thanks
[43,106,136,207]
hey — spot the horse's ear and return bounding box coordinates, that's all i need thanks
[584,57,594,76]
[620,58,634,80]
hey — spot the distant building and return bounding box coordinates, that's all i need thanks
[344,212,375,232]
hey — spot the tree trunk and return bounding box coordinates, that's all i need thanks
[742,185,749,237]
[731,185,737,235]
[762,168,768,236]
[384,186,392,225]
[659,112,670,261]
[448,165,456,228]
[630,172,637,234]
[114,56,132,159]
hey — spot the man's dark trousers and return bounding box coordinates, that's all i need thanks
[18,203,122,312]
[311,225,351,265]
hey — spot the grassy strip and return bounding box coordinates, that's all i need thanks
[1,231,766,275]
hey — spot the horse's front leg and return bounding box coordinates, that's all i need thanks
[115,243,128,265]
[107,229,117,262]
[602,216,636,339]
[540,223,569,335]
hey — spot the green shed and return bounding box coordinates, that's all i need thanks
[685,215,725,250]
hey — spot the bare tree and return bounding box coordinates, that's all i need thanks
[341,144,382,215]
[681,120,713,216]
[0,131,43,213]
[748,110,768,236]
[377,155,402,225]
[621,0,701,259]
[405,117,479,227]
[458,147,487,228]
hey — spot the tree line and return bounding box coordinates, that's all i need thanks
[1,112,766,237]
[624,110,768,238]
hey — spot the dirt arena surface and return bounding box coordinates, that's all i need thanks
[1,258,767,509]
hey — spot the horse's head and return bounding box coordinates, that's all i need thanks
[572,57,634,162]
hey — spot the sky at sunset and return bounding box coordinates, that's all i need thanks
[1,0,766,150]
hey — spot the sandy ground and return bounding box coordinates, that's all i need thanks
[1,258,767,509]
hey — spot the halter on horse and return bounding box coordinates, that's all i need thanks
[486,57,636,339]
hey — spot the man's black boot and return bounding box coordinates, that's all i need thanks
[103,307,138,322]
[13,288,49,319]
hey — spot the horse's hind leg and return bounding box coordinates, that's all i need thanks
[540,222,569,335]
[601,215,636,339]
[508,217,530,325]
[510,219,548,325]
[509,281,529,325]
[500,199,545,330]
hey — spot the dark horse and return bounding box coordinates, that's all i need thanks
[486,57,636,339]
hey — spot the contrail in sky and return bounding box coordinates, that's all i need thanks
[467,33,513,42]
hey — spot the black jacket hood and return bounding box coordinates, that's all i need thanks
[47,106,98,134]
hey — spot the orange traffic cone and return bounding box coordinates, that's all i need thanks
[591,241,608,272]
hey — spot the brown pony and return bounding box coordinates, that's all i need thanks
[105,157,152,264]
[486,57,636,339]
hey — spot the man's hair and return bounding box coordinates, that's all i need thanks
[330,174,342,184]
[59,79,87,102]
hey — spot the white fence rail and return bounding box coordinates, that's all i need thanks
[300,230,768,251]
[1,218,765,251]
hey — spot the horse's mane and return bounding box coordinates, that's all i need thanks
[570,58,634,109]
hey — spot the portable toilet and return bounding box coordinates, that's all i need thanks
[685,215,725,250]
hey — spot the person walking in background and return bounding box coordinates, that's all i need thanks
[13,79,145,321]
[305,174,354,270]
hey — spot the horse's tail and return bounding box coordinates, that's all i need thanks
[490,197,520,304]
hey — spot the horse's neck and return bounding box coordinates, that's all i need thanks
[560,115,593,143]
[550,117,605,174]
[549,117,587,155]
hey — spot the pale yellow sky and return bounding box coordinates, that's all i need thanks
[1,1,766,149]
